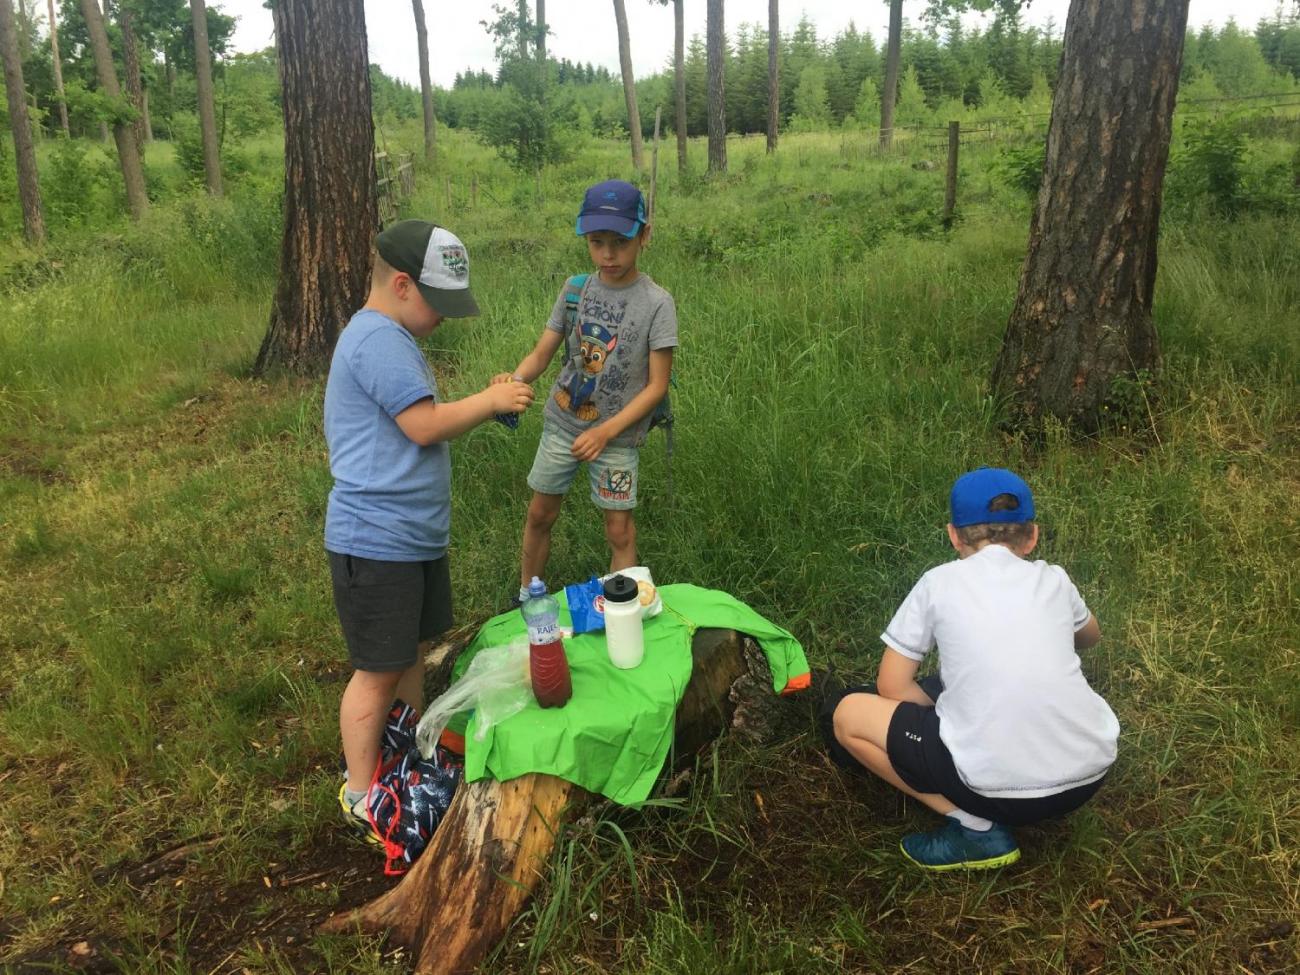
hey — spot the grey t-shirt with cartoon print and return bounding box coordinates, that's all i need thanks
[541,272,678,448]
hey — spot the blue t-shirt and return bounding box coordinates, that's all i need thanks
[324,309,450,561]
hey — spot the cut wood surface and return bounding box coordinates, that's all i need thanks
[321,627,748,975]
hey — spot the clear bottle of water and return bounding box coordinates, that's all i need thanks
[521,577,571,708]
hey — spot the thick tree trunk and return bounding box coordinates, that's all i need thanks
[766,0,778,153]
[47,0,69,136]
[612,0,643,169]
[411,0,435,162]
[190,0,222,195]
[880,0,901,149]
[992,0,1189,433]
[706,0,726,173]
[119,4,147,156]
[322,628,751,975]
[1,0,45,243]
[673,0,686,172]
[80,0,148,218]
[254,0,376,377]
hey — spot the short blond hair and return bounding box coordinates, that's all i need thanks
[954,493,1036,548]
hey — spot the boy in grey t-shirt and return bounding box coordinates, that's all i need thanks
[494,180,678,599]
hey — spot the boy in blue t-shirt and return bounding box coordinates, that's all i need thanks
[823,468,1118,870]
[324,220,533,839]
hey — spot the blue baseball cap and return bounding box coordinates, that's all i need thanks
[949,467,1036,527]
[575,179,646,238]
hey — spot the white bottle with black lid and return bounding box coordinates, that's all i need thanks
[603,574,644,669]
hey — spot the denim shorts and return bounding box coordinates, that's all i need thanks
[526,424,639,510]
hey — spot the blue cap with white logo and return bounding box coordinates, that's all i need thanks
[575,179,646,238]
[949,467,1036,527]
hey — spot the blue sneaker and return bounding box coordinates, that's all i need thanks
[900,818,1020,871]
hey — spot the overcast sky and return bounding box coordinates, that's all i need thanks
[221,2,1289,89]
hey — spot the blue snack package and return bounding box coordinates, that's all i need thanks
[494,412,519,429]
[564,575,607,634]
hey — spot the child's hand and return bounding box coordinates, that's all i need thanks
[488,381,534,415]
[491,372,521,385]
[570,426,611,461]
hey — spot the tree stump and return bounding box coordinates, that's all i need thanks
[320,628,749,974]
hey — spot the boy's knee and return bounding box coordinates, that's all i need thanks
[604,512,635,548]
[526,496,562,531]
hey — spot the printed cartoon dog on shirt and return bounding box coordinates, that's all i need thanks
[554,320,618,422]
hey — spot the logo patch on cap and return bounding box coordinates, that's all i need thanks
[421,227,471,292]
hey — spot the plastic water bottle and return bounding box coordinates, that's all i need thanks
[521,577,572,708]
[602,574,645,669]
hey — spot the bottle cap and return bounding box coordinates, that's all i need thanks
[527,577,547,597]
[602,574,638,603]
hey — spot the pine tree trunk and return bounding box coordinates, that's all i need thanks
[880,0,901,149]
[536,0,545,62]
[612,0,644,170]
[254,0,376,377]
[674,0,686,172]
[411,0,435,163]
[47,0,69,136]
[992,0,1190,433]
[766,0,778,153]
[1,0,45,243]
[190,0,222,195]
[119,4,147,157]
[80,0,148,218]
[706,0,726,173]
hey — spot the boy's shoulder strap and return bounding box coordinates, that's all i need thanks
[562,273,590,330]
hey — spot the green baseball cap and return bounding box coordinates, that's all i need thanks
[375,220,480,318]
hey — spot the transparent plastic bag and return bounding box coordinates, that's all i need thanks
[415,639,532,758]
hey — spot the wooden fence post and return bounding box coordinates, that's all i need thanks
[471,174,478,208]
[943,120,959,228]
[444,176,452,212]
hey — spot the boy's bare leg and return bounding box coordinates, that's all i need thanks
[832,692,958,817]
[340,668,404,793]
[395,648,428,712]
[521,492,565,587]
[604,509,637,572]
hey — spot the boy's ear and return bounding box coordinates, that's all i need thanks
[946,523,962,552]
[1021,523,1040,557]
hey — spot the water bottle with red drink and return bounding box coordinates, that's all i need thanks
[521,577,572,708]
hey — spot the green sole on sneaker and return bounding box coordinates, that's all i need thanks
[899,840,1021,871]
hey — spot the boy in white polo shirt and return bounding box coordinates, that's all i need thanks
[825,467,1118,870]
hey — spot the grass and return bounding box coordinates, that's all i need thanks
[0,124,1297,973]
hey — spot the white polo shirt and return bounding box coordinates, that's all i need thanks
[881,544,1119,799]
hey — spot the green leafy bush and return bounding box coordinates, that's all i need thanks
[995,141,1046,197]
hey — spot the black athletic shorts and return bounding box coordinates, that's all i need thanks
[328,552,453,673]
[821,677,1105,827]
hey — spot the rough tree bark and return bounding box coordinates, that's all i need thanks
[46,0,69,136]
[612,0,644,169]
[766,0,778,153]
[674,0,686,171]
[118,3,147,154]
[80,0,148,218]
[190,0,222,195]
[411,0,435,162]
[706,0,726,173]
[254,0,376,377]
[321,628,753,975]
[1,0,45,243]
[992,0,1190,433]
[880,0,901,149]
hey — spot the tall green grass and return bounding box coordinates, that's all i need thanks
[0,126,1296,972]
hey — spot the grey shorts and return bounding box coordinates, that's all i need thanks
[526,424,639,510]
[328,552,453,672]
